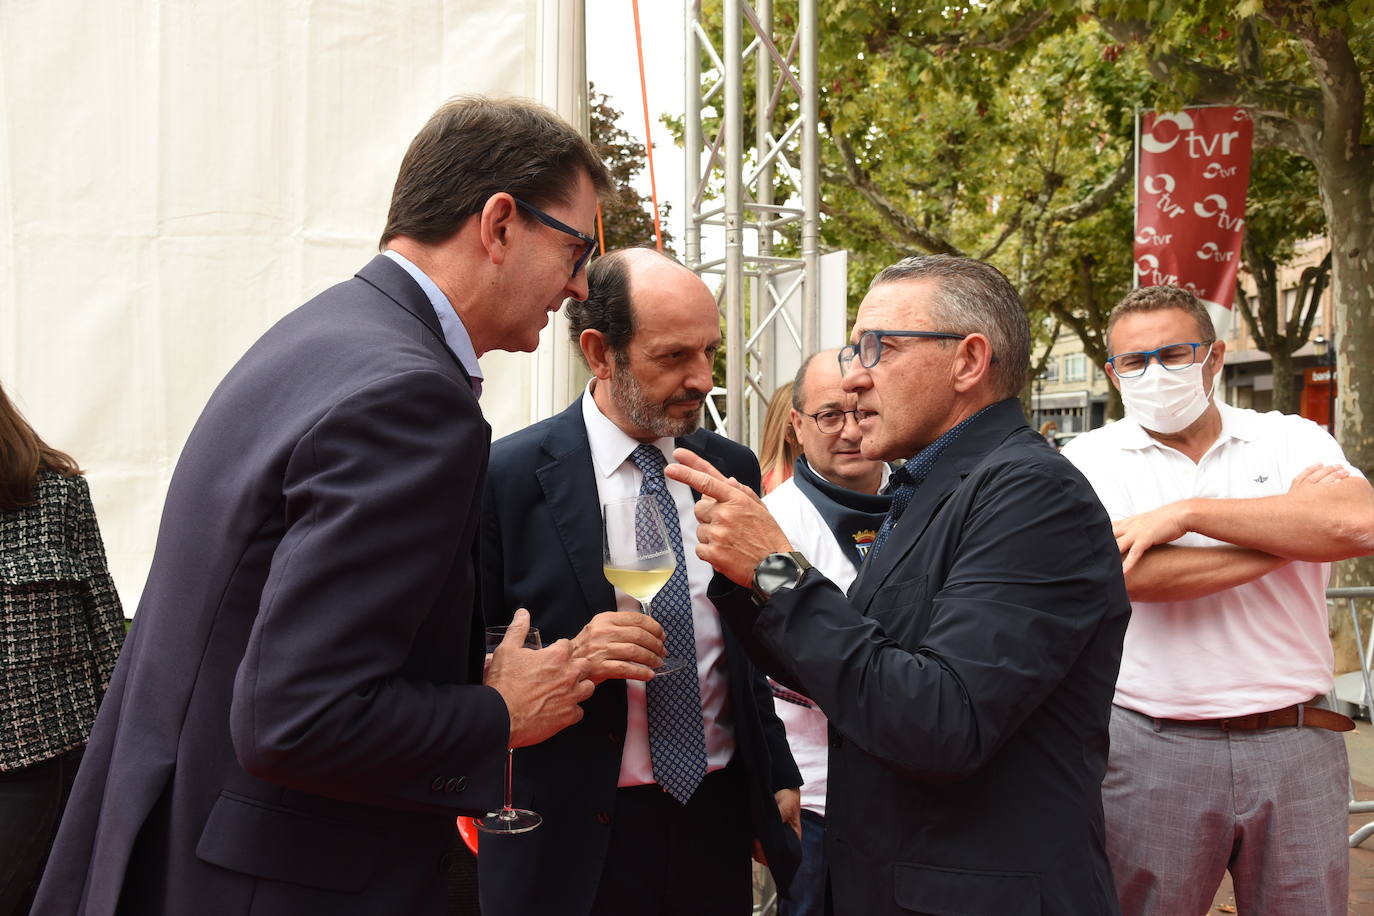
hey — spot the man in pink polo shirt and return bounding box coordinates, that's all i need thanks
[1063,285,1374,916]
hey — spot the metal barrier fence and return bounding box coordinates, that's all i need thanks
[1332,586,1374,847]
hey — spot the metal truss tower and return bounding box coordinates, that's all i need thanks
[684,0,820,445]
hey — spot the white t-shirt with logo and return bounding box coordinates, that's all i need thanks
[1062,402,1364,720]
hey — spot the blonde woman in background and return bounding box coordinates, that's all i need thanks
[0,381,124,916]
[760,382,801,493]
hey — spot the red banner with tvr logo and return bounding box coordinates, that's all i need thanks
[1134,107,1253,311]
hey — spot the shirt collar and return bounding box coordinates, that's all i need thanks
[382,249,483,397]
[896,402,995,485]
[581,380,675,478]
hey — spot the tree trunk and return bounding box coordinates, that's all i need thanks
[1269,347,1296,414]
[1314,153,1374,672]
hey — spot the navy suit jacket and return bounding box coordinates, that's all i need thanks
[32,256,509,916]
[714,399,1131,915]
[477,398,803,916]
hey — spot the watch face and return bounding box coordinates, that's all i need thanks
[755,553,804,596]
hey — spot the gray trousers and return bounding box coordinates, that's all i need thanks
[1103,704,1349,916]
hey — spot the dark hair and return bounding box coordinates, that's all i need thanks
[380,95,612,248]
[870,255,1029,399]
[565,248,688,362]
[1106,285,1216,351]
[566,249,636,360]
[791,350,833,410]
[0,381,80,510]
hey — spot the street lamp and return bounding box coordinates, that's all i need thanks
[1314,334,1336,435]
[1034,375,1043,427]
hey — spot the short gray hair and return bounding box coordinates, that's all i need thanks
[870,255,1029,398]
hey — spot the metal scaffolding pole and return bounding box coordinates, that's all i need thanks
[684,0,820,449]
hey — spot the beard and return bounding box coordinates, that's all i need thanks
[610,357,705,438]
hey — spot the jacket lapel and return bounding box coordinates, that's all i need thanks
[536,399,617,614]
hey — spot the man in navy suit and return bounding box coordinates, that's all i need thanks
[32,96,608,916]
[478,248,802,916]
[668,255,1132,915]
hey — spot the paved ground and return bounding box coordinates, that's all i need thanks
[1208,725,1374,914]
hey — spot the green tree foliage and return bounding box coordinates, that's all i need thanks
[589,84,674,255]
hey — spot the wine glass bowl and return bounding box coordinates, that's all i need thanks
[474,625,543,834]
[602,496,689,677]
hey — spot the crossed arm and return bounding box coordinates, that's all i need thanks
[1115,464,1374,602]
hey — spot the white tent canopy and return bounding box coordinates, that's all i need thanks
[0,0,588,612]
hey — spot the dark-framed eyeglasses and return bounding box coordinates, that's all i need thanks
[804,408,863,435]
[1106,341,1214,379]
[838,329,968,374]
[513,197,599,278]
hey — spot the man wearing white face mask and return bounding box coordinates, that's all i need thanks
[1062,285,1374,916]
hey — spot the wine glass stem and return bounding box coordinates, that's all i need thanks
[503,748,515,813]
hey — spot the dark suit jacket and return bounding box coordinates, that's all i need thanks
[715,399,1130,915]
[477,397,802,916]
[32,256,509,916]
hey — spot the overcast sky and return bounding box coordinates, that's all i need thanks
[585,1,689,248]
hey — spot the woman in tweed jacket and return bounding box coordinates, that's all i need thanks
[0,382,124,916]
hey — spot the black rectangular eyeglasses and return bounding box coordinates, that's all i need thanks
[514,197,599,278]
[838,329,969,373]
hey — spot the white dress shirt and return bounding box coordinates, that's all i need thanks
[580,383,735,785]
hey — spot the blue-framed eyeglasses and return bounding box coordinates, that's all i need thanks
[838,329,968,374]
[1106,341,1214,379]
[514,197,599,278]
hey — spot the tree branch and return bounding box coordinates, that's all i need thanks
[1048,154,1133,225]
[1097,15,1321,123]
[829,132,966,256]
[978,206,1024,261]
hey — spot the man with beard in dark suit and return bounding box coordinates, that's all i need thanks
[479,248,802,916]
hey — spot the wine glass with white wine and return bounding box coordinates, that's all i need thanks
[474,625,543,834]
[602,495,689,677]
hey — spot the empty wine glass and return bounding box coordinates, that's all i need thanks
[475,625,542,834]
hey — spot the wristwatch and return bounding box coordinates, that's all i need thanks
[750,551,813,605]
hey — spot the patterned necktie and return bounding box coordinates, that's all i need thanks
[868,464,917,560]
[629,444,708,803]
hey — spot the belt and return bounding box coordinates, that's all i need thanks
[1158,703,1355,733]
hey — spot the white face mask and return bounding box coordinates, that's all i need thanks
[1119,352,1214,434]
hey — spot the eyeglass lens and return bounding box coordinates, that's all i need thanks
[1113,343,1205,377]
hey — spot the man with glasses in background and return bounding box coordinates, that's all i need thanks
[761,348,892,915]
[1061,285,1374,916]
[666,254,1131,914]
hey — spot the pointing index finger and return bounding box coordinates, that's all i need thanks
[665,448,739,501]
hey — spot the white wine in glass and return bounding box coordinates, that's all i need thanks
[475,625,542,834]
[602,496,689,677]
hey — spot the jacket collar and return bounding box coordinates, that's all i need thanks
[354,254,469,383]
[849,398,1028,604]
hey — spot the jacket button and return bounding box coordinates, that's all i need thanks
[453,776,468,793]
[431,776,445,792]
[445,778,461,793]
[607,731,621,744]
[439,852,454,871]
[595,811,611,825]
